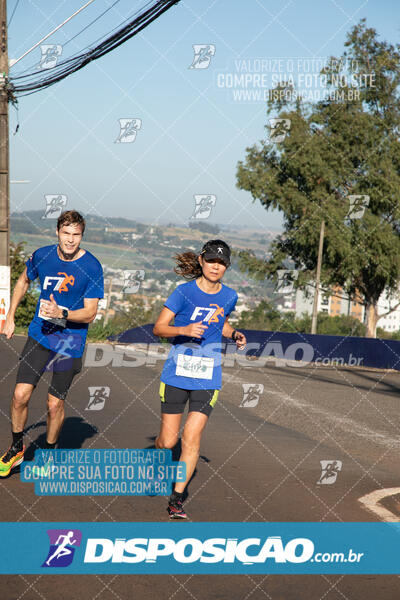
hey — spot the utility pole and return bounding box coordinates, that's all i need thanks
[311,219,325,335]
[0,0,9,267]
[0,0,9,333]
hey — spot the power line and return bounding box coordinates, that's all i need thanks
[11,0,98,68]
[13,0,149,77]
[7,0,20,27]
[7,0,181,98]
[62,0,122,49]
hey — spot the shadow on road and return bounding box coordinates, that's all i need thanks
[24,417,98,460]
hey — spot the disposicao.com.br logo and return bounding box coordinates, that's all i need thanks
[83,535,363,565]
[28,524,374,574]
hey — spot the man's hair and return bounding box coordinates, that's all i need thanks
[57,210,85,234]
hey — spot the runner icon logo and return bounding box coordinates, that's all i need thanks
[189,44,216,69]
[346,195,370,220]
[190,195,217,220]
[86,386,110,411]
[42,529,82,568]
[240,384,264,408]
[268,118,291,143]
[115,119,142,143]
[317,460,342,485]
[38,44,63,70]
[274,269,298,294]
[42,194,67,219]
[122,270,145,294]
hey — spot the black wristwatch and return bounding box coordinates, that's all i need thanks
[62,309,69,319]
[231,329,238,341]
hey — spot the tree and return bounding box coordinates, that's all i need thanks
[236,301,366,336]
[10,242,38,327]
[237,301,283,330]
[236,20,400,338]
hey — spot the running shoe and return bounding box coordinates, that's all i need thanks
[0,445,25,477]
[167,496,188,519]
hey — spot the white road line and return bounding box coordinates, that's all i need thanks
[358,488,400,522]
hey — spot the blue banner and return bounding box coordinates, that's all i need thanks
[106,325,400,371]
[2,522,400,574]
[237,329,400,371]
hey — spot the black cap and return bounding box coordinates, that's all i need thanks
[201,240,231,266]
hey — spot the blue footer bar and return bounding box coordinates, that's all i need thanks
[5,522,400,574]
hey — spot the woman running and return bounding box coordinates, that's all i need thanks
[153,239,246,519]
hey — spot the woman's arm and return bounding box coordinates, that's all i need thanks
[222,317,246,349]
[153,307,208,339]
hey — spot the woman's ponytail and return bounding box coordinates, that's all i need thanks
[174,251,202,280]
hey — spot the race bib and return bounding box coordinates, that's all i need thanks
[175,354,214,380]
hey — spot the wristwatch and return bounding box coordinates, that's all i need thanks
[231,329,238,341]
[62,309,69,319]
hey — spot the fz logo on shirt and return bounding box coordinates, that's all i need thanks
[190,304,224,324]
[43,272,75,293]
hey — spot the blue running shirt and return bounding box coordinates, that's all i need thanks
[160,279,238,390]
[26,245,104,357]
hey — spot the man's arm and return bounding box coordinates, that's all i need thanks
[40,295,99,324]
[2,267,31,339]
[65,297,99,324]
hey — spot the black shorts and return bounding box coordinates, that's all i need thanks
[159,382,219,417]
[16,336,82,401]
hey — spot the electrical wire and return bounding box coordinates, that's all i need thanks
[14,0,151,77]
[11,0,98,69]
[62,0,123,49]
[7,0,180,98]
[8,0,21,27]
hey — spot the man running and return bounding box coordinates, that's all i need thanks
[0,210,104,476]
[45,531,77,566]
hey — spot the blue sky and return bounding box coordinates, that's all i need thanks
[7,0,400,231]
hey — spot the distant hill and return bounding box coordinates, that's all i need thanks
[10,210,277,306]
[10,210,143,232]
